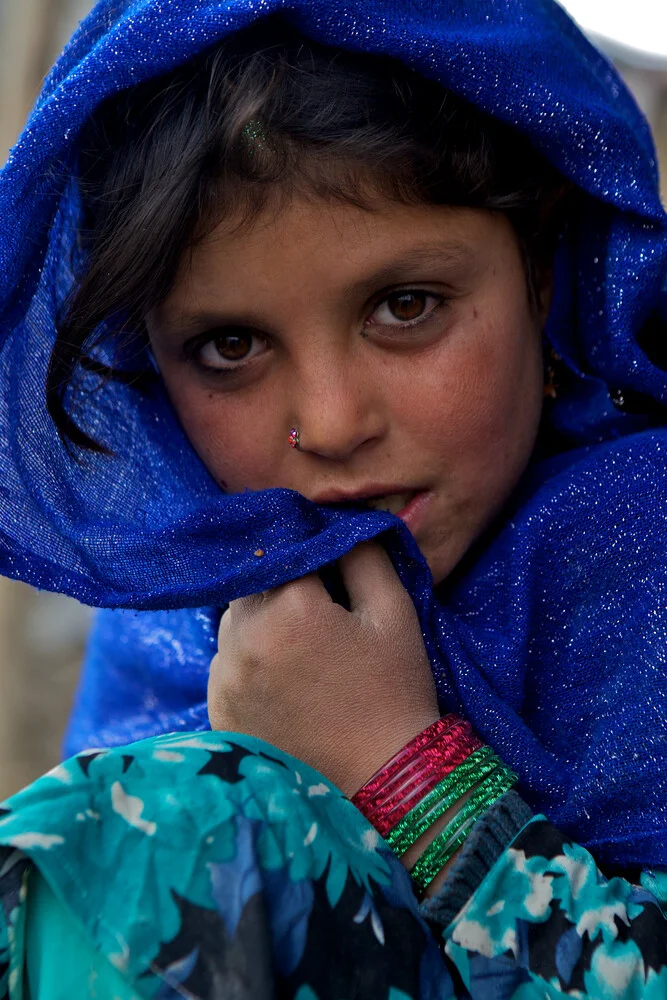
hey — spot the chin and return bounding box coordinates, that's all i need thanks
[422,531,479,587]
[428,564,451,587]
[422,550,455,587]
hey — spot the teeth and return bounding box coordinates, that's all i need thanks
[365,492,416,515]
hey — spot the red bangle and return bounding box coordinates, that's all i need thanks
[352,715,483,836]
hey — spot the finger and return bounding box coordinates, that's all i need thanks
[338,542,405,616]
[230,572,331,622]
[216,604,234,647]
[225,592,264,622]
[265,572,332,611]
[220,591,271,645]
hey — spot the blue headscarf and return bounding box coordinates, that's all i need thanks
[1,0,667,870]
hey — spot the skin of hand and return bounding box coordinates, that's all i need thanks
[208,542,439,797]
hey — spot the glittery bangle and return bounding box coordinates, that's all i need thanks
[353,716,484,835]
[413,765,516,882]
[363,723,484,834]
[385,745,499,854]
[409,762,517,893]
[351,716,516,896]
[352,714,462,815]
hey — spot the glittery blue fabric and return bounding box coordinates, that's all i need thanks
[1,0,667,870]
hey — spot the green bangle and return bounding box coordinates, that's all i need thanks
[386,745,499,856]
[409,763,517,893]
[412,764,516,880]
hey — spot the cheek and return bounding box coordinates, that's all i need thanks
[401,304,543,584]
[457,325,541,449]
[400,305,543,477]
[164,380,286,492]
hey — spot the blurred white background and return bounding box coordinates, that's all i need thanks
[562,0,667,67]
[0,0,665,797]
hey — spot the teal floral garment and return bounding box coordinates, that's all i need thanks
[0,732,665,999]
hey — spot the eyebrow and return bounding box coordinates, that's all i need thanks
[159,238,476,336]
[341,239,476,300]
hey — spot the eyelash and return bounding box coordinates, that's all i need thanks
[185,289,447,376]
[366,291,445,333]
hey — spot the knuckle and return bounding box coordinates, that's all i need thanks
[232,594,264,627]
[275,581,312,616]
[217,608,232,641]
[208,653,221,679]
[271,593,323,638]
[376,591,412,630]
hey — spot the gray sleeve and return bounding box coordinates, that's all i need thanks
[419,789,534,929]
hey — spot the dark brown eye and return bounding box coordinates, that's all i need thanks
[195,328,266,370]
[366,290,442,334]
[387,292,428,322]
[214,331,253,360]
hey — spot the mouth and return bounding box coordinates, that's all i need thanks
[311,485,432,534]
[311,484,421,512]
[362,491,419,516]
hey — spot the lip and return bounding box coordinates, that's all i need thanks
[395,490,432,534]
[310,484,421,505]
[310,484,433,536]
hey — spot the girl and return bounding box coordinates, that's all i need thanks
[0,0,666,996]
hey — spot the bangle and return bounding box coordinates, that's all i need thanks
[385,745,498,855]
[351,715,518,897]
[353,715,482,835]
[352,715,459,813]
[364,721,483,833]
[409,761,517,892]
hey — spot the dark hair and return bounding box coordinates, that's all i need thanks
[48,16,569,450]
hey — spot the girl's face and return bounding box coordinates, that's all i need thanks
[147,196,548,585]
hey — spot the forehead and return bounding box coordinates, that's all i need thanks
[159,196,505,324]
[196,195,487,265]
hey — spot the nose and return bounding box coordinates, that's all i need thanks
[293,359,386,462]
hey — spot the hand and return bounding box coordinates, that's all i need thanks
[208,542,439,796]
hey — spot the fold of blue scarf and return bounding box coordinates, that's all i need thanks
[1,0,667,869]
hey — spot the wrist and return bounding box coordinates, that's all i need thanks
[351,715,517,896]
[334,711,441,797]
[399,786,475,897]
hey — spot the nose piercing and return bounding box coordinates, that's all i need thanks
[288,427,300,450]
